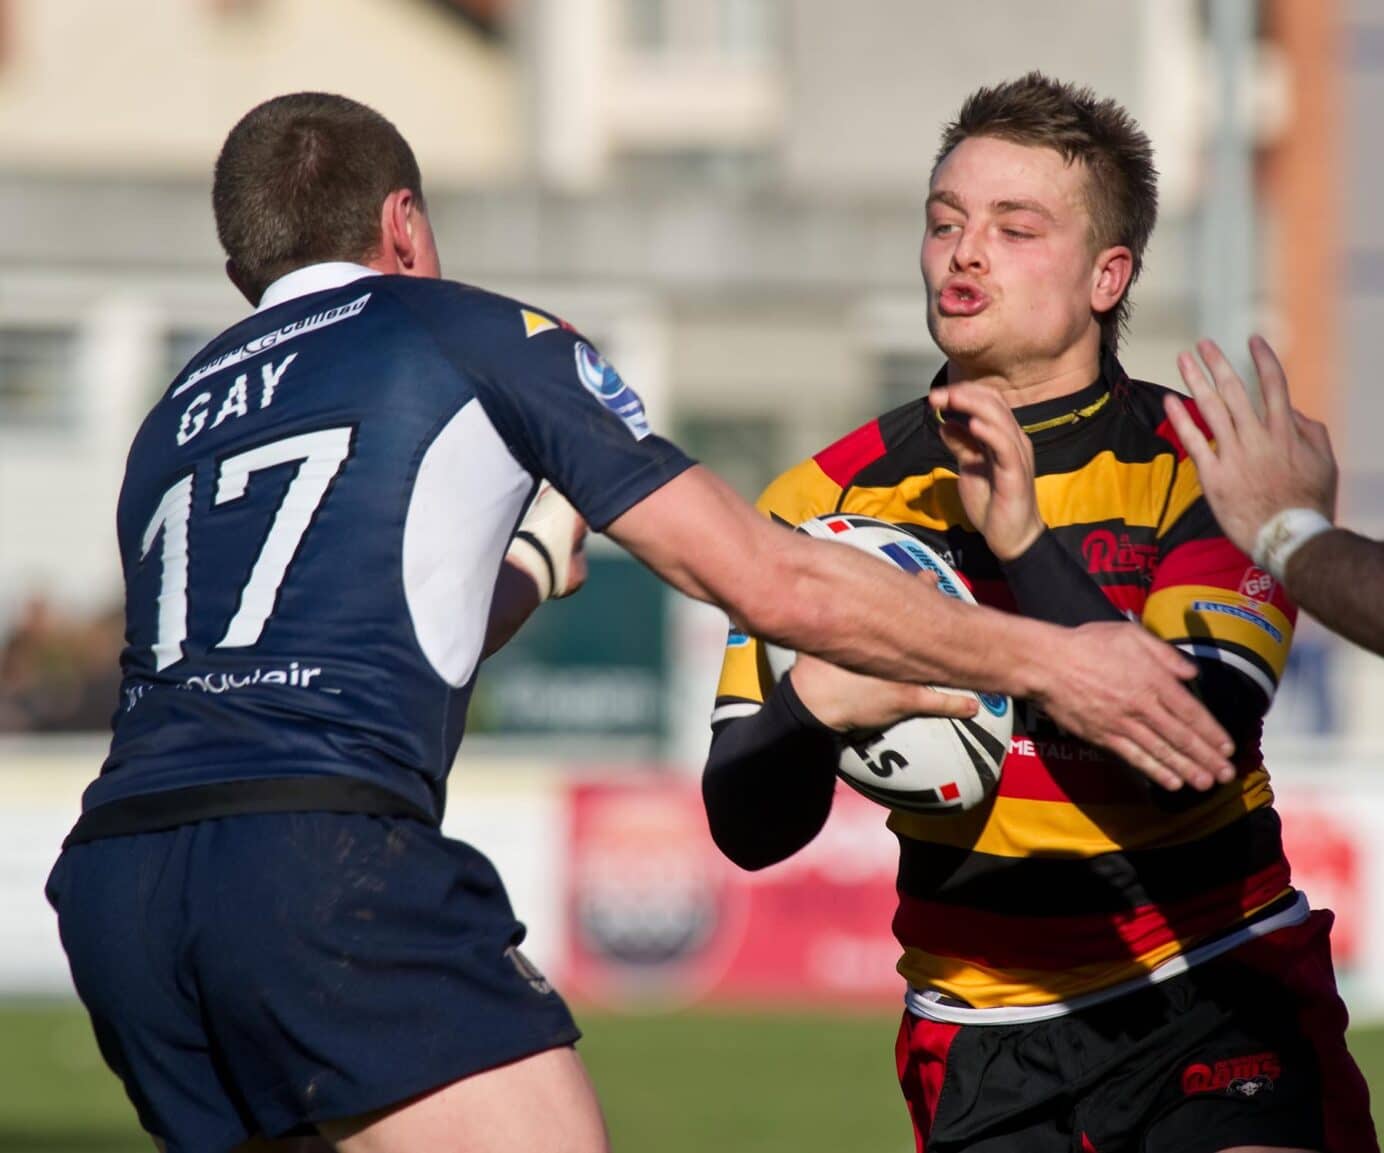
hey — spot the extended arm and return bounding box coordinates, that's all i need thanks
[608,465,1234,790]
[1282,529,1384,656]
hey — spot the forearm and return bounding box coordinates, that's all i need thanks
[1001,530,1126,626]
[610,466,1057,698]
[482,561,542,658]
[702,676,842,870]
[1284,529,1384,656]
[761,533,1059,699]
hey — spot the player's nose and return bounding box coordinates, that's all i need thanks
[950,224,988,272]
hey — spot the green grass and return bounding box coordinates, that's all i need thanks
[0,1001,1380,1152]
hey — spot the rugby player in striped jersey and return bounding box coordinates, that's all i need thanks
[705,73,1376,1153]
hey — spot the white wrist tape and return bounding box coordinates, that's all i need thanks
[506,482,580,601]
[1252,507,1334,581]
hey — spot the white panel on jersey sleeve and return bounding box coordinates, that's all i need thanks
[403,400,532,687]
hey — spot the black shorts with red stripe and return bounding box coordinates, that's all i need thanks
[895,911,1376,1153]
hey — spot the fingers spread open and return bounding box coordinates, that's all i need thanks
[1248,334,1291,432]
[1294,410,1334,457]
[1104,733,1184,792]
[1162,394,1217,475]
[1176,352,1235,446]
[1117,717,1216,791]
[1146,680,1236,775]
[1196,339,1258,433]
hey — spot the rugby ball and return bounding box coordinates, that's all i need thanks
[766,515,1011,813]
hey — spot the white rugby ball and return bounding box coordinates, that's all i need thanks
[766,514,1011,813]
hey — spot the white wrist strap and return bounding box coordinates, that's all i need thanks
[505,482,581,602]
[1252,508,1333,581]
[506,536,555,602]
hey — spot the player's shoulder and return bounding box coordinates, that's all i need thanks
[380,277,583,344]
[757,396,937,519]
[1114,371,1212,462]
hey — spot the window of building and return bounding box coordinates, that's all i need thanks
[624,0,668,50]
[611,147,771,190]
[718,0,779,60]
[623,0,779,59]
[0,328,78,430]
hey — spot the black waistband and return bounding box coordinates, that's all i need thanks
[63,776,438,847]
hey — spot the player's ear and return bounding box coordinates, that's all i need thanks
[1091,245,1133,315]
[379,188,420,272]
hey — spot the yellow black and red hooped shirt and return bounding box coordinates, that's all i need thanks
[706,352,1299,1009]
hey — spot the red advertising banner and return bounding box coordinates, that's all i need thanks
[560,781,1372,1008]
[1277,797,1364,967]
[562,779,903,1006]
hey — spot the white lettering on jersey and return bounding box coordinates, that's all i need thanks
[180,662,323,693]
[173,293,370,396]
[175,353,299,446]
[259,353,297,408]
[177,392,212,446]
[210,375,249,429]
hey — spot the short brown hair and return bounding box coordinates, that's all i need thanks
[213,92,424,303]
[935,72,1158,349]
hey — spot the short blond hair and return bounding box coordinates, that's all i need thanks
[936,72,1158,349]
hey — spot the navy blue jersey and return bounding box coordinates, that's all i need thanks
[82,271,691,822]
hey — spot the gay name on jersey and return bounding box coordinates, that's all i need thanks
[176,353,298,447]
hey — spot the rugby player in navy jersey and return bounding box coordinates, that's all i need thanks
[47,92,1239,1153]
[705,74,1376,1151]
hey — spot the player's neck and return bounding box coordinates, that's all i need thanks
[945,345,1103,411]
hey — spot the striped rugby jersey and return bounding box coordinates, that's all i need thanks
[711,354,1298,1008]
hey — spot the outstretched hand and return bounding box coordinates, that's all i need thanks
[930,382,1045,561]
[1164,336,1337,557]
[1036,621,1237,792]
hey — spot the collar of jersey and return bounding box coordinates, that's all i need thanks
[928,354,1119,440]
[1012,380,1111,435]
[256,262,381,312]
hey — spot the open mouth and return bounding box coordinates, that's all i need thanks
[938,283,990,317]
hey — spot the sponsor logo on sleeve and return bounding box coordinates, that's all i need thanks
[574,341,652,440]
[1190,599,1284,643]
[1238,566,1277,601]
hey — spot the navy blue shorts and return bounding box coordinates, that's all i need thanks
[46,813,580,1153]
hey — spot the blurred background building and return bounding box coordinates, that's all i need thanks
[3,0,1384,1012]
[3,0,1380,753]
